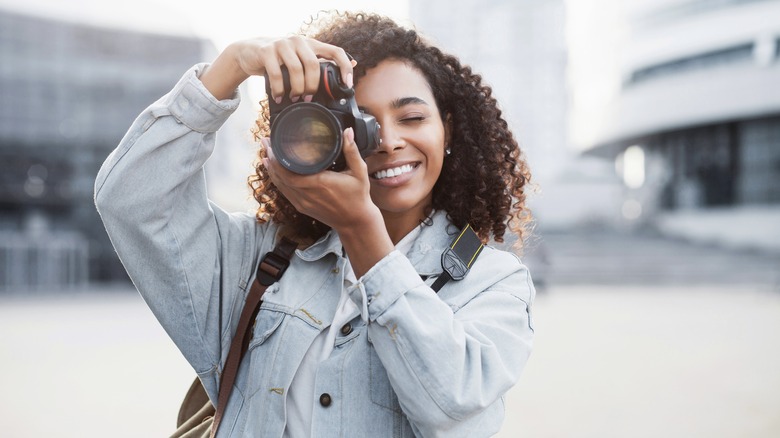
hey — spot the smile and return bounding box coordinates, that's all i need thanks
[372,163,418,180]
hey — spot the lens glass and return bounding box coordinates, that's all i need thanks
[277,117,336,166]
[272,104,342,174]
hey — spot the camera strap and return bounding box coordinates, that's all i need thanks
[430,224,484,293]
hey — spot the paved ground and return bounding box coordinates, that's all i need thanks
[1,283,778,437]
[497,284,780,438]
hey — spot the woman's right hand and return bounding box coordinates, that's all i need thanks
[199,36,355,101]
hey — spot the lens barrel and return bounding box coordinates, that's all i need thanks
[267,62,380,174]
[270,104,343,175]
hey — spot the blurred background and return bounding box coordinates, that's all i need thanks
[0,0,778,436]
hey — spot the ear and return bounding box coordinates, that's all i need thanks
[444,113,453,149]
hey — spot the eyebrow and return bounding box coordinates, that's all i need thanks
[392,96,428,108]
[359,96,429,114]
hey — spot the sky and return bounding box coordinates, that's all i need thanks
[0,0,410,49]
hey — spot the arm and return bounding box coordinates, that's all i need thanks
[94,63,250,377]
[95,36,355,373]
[351,249,535,436]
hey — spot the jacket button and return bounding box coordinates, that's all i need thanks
[340,323,353,336]
[319,393,332,407]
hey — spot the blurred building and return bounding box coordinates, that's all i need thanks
[411,0,625,232]
[584,0,780,252]
[0,8,213,291]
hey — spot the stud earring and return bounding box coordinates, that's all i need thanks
[445,147,452,156]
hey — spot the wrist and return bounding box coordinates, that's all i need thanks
[200,43,249,100]
[336,207,394,278]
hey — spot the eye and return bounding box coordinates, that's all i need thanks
[400,116,426,123]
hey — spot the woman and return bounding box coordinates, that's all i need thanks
[96,11,535,438]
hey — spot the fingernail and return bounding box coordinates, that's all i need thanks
[350,59,358,68]
[345,127,354,142]
[274,96,282,104]
[303,95,313,103]
[346,73,353,88]
[291,95,300,103]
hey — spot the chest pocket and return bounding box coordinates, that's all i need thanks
[369,346,402,413]
[247,308,285,349]
[241,309,285,399]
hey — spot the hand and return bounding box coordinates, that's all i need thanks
[200,36,354,101]
[263,127,376,231]
[263,128,394,277]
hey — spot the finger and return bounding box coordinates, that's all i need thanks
[341,128,367,175]
[263,57,285,104]
[278,49,306,103]
[292,40,323,99]
[310,40,354,87]
[265,141,319,191]
[260,137,272,160]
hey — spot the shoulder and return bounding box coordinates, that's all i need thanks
[438,244,534,310]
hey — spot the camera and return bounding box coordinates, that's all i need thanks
[266,62,381,174]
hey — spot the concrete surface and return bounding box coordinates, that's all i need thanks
[1,284,778,437]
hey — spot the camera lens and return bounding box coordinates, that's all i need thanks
[271,104,343,175]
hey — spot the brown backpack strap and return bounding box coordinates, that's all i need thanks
[210,237,297,438]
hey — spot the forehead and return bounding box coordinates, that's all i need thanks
[354,59,436,109]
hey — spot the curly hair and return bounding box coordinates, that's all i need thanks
[249,11,532,246]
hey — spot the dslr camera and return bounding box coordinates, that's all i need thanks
[266,62,380,174]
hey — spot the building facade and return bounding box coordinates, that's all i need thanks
[584,0,780,251]
[0,9,211,290]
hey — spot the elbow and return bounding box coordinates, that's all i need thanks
[405,395,507,438]
[94,175,121,220]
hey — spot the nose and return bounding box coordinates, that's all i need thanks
[377,124,405,154]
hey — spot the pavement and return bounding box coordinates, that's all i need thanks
[496,284,780,438]
[1,231,778,437]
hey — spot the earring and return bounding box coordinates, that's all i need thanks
[445,147,452,156]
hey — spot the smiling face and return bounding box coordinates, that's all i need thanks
[355,59,448,230]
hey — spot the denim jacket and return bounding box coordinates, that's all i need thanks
[95,64,535,438]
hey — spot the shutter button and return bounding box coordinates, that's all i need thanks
[319,393,332,407]
[340,323,353,336]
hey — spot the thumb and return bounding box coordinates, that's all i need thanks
[342,127,366,173]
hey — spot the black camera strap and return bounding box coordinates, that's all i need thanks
[431,224,484,293]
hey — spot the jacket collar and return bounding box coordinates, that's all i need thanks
[296,210,460,276]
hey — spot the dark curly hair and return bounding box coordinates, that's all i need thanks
[249,11,532,246]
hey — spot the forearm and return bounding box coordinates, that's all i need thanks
[94,64,243,372]
[200,43,248,101]
[95,64,237,227]
[351,251,534,432]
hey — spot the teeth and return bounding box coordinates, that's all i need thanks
[373,164,415,180]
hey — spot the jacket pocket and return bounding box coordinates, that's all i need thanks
[247,308,285,350]
[240,309,285,399]
[369,347,403,413]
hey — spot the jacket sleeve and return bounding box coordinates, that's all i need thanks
[349,249,534,437]
[94,64,267,390]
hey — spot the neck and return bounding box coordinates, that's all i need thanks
[381,208,431,245]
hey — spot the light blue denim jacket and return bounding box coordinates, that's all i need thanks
[95,64,535,438]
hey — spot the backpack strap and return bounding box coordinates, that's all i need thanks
[211,237,297,438]
[430,224,484,293]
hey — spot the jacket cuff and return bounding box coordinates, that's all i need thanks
[163,63,241,133]
[348,251,425,321]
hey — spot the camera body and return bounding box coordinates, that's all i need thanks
[266,62,380,174]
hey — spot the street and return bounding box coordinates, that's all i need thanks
[1,283,778,437]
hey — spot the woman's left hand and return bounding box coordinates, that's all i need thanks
[263,128,375,233]
[263,128,394,277]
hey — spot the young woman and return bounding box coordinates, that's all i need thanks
[96,11,535,438]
